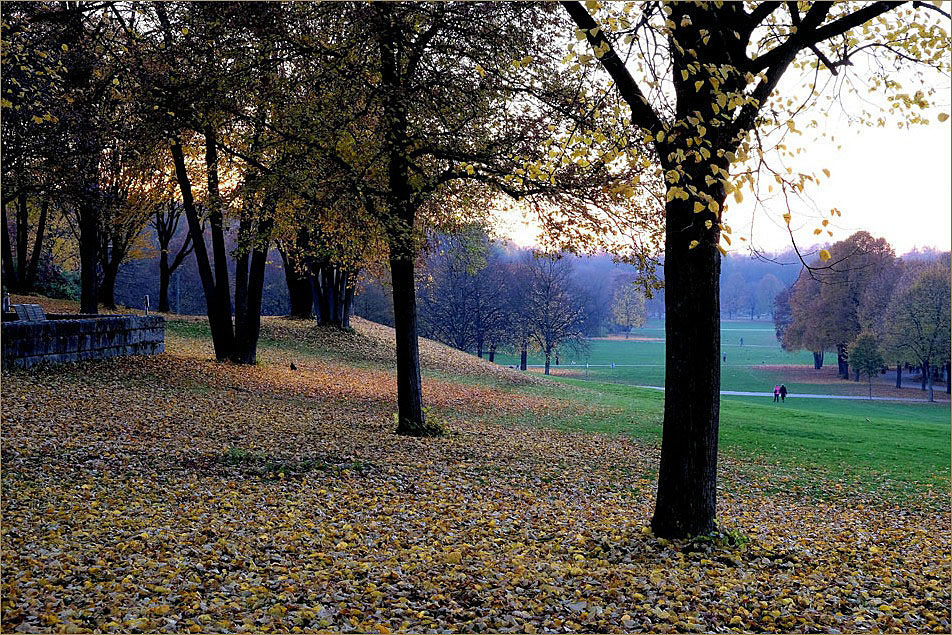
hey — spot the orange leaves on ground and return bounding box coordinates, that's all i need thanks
[1,313,949,633]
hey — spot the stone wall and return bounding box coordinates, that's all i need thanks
[1,315,165,369]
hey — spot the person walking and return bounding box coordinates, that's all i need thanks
[773,385,780,402]
[780,384,788,402]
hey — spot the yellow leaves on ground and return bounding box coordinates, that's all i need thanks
[1,311,950,633]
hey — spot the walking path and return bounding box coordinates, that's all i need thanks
[635,385,946,403]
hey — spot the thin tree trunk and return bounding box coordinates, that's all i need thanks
[342,281,355,328]
[927,364,934,402]
[544,349,551,375]
[25,197,48,291]
[78,198,99,314]
[489,344,496,363]
[205,125,234,333]
[15,191,27,282]
[813,351,823,370]
[896,362,902,389]
[921,362,927,391]
[159,250,171,313]
[234,217,251,329]
[520,337,527,371]
[2,201,19,289]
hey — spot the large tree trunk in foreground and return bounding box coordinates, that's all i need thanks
[652,167,723,539]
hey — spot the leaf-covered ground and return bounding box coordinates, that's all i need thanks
[2,311,949,633]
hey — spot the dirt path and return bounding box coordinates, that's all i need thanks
[636,385,949,404]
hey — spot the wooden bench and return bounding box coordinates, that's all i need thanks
[12,304,47,322]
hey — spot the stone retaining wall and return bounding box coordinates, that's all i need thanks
[1,315,165,369]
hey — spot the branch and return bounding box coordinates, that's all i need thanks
[746,1,784,33]
[749,1,903,73]
[560,1,663,134]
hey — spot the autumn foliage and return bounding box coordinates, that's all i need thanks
[2,305,949,633]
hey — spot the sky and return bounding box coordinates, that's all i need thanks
[493,115,951,258]
[729,118,952,257]
[492,13,952,260]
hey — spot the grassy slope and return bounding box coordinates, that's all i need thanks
[165,317,951,498]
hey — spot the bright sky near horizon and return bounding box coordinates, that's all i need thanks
[493,117,952,258]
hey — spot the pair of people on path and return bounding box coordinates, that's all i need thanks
[773,384,787,402]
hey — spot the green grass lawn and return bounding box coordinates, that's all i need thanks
[502,376,950,502]
[492,318,947,398]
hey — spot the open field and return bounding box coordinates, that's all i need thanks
[493,318,950,403]
[2,300,950,633]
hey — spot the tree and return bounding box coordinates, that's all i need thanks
[562,1,950,537]
[272,3,655,436]
[881,261,951,403]
[720,272,749,320]
[611,282,646,338]
[525,253,585,375]
[782,273,834,369]
[755,274,784,319]
[849,332,884,400]
[150,200,195,313]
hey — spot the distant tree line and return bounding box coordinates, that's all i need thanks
[775,232,950,401]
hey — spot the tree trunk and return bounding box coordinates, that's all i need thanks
[205,126,234,333]
[99,262,118,309]
[652,163,722,539]
[895,363,902,389]
[813,351,824,369]
[520,338,528,371]
[342,283,355,328]
[488,344,496,363]
[280,247,313,319]
[837,344,849,379]
[391,255,427,435]
[544,349,551,375]
[170,139,234,360]
[15,191,27,283]
[234,217,251,330]
[158,250,171,313]
[78,196,99,314]
[477,338,484,358]
[854,369,860,382]
[2,201,19,290]
[927,363,934,402]
[232,220,272,364]
[25,197,48,291]
[921,362,927,391]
